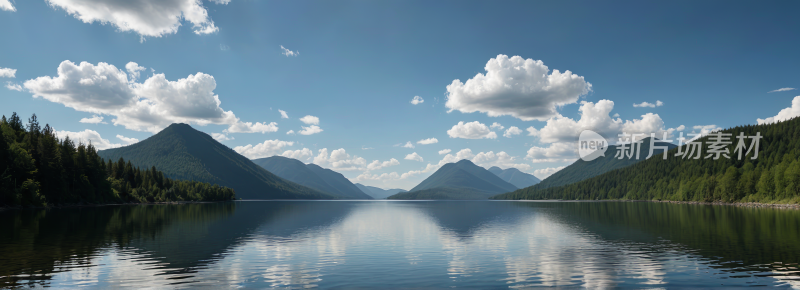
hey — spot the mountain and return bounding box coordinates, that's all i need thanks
[98,123,334,200]
[252,156,373,199]
[487,166,540,188]
[492,118,800,203]
[354,183,407,199]
[389,160,518,200]
[532,137,677,190]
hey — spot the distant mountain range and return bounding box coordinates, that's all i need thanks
[487,166,540,188]
[98,123,334,200]
[533,137,677,190]
[253,156,373,199]
[389,160,518,200]
[354,183,407,199]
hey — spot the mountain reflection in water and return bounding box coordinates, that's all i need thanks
[1,201,799,288]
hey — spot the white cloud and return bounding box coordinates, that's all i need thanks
[24,60,275,134]
[438,149,451,155]
[210,0,231,4]
[233,139,295,159]
[219,44,230,51]
[417,138,438,145]
[533,166,566,179]
[526,126,539,137]
[286,130,295,135]
[397,141,415,149]
[410,96,424,105]
[526,142,578,163]
[281,45,299,57]
[437,148,476,165]
[0,0,16,12]
[56,129,121,150]
[471,151,531,171]
[676,125,686,132]
[79,115,106,124]
[447,121,497,139]
[211,132,233,141]
[687,125,722,140]
[490,122,504,130]
[125,62,145,82]
[535,100,675,144]
[299,125,323,135]
[503,126,522,138]
[757,96,800,125]
[46,0,219,40]
[282,148,313,161]
[0,67,16,77]
[279,109,288,119]
[116,134,139,145]
[366,158,400,171]
[299,115,319,125]
[405,152,424,162]
[613,113,620,118]
[5,82,23,91]
[768,88,796,93]
[313,148,367,171]
[633,100,663,108]
[445,54,592,121]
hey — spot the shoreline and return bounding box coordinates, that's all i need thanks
[0,200,234,211]
[646,199,800,209]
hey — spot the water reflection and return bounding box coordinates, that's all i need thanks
[1,201,799,288]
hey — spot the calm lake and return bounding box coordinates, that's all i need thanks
[2,201,800,288]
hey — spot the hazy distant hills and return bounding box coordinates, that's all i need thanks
[98,123,334,200]
[533,137,677,190]
[487,166,540,188]
[354,183,407,199]
[253,156,373,199]
[389,160,518,200]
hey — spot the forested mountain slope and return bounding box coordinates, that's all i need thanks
[253,156,372,199]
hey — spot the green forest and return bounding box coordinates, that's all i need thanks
[0,113,235,207]
[493,117,800,204]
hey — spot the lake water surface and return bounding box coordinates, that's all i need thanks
[2,201,800,288]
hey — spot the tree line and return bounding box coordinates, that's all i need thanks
[1,113,235,207]
[493,117,800,204]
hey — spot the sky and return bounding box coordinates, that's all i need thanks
[1,0,799,190]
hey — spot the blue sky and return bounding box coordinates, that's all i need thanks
[1,0,799,189]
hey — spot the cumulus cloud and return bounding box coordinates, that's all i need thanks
[125,62,146,82]
[676,125,686,132]
[281,45,299,57]
[396,141,415,149]
[0,67,16,78]
[233,139,295,159]
[209,0,231,4]
[526,126,539,136]
[56,129,121,150]
[757,96,800,125]
[490,122,504,130]
[5,82,23,91]
[445,54,592,121]
[535,100,675,144]
[526,142,578,163]
[46,0,219,40]
[405,152,424,162]
[503,126,522,138]
[313,148,367,171]
[79,115,106,124]
[0,0,16,12]
[633,100,663,108]
[447,121,497,139]
[299,125,323,135]
[282,148,313,161]
[366,158,400,171]
[417,138,438,145]
[769,88,796,93]
[533,166,566,179]
[116,134,139,145]
[684,125,722,141]
[411,96,424,105]
[279,109,288,119]
[24,60,276,134]
[211,133,233,141]
[286,130,295,135]
[438,149,451,155]
[299,115,319,125]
